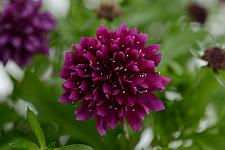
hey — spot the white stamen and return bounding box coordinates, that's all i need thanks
[122,91,126,94]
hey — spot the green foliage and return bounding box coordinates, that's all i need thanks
[10,139,39,150]
[10,109,93,150]
[0,103,18,127]
[54,144,93,150]
[27,108,46,149]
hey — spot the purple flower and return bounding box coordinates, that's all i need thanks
[96,1,122,21]
[59,23,171,136]
[202,47,225,73]
[0,0,56,67]
[187,3,207,24]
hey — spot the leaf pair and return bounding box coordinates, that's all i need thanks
[10,108,93,150]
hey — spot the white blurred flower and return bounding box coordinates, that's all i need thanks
[183,139,193,148]
[195,0,219,8]
[0,63,13,100]
[135,128,154,150]
[83,0,101,10]
[187,57,208,73]
[197,103,218,133]
[59,135,70,146]
[5,61,24,81]
[43,0,70,17]
[166,91,183,102]
[168,140,183,149]
[14,99,38,118]
[206,6,225,36]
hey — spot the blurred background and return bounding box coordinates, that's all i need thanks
[1,0,225,149]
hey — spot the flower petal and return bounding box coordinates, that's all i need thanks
[76,102,93,121]
[125,111,142,131]
[103,82,111,94]
[96,116,107,136]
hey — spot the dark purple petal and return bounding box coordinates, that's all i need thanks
[138,93,165,112]
[144,44,161,66]
[103,82,111,94]
[106,111,118,128]
[139,60,155,72]
[124,111,142,131]
[69,90,81,101]
[76,104,93,121]
[148,94,165,111]
[59,92,73,104]
[96,116,107,136]
[144,73,170,91]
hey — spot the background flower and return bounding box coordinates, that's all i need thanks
[0,0,56,67]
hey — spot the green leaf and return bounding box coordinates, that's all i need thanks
[10,139,39,150]
[53,144,93,150]
[193,132,225,150]
[27,108,46,149]
[47,142,56,150]
[0,103,18,128]
[13,70,105,150]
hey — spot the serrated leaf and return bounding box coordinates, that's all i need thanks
[53,144,93,150]
[10,139,39,150]
[27,108,46,149]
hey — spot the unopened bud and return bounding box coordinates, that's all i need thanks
[96,1,122,21]
[202,47,225,72]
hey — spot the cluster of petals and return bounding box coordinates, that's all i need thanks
[0,0,56,67]
[59,23,170,135]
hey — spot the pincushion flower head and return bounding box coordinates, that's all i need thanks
[202,47,225,73]
[187,2,207,24]
[0,0,56,67]
[59,23,171,136]
[96,0,122,21]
